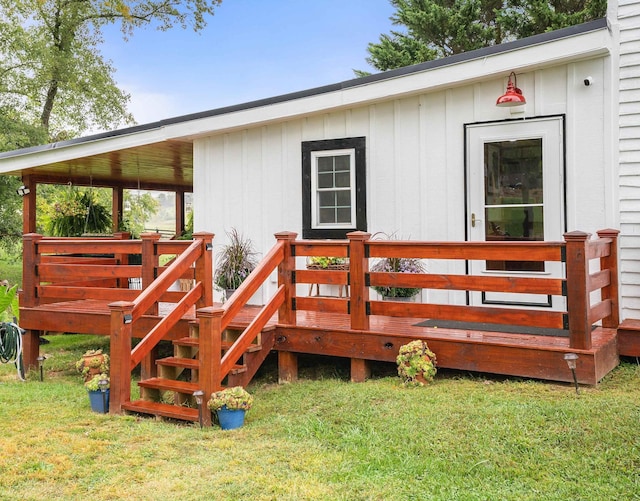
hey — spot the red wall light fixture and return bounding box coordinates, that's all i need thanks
[496,72,526,107]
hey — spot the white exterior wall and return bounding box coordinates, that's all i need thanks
[618,0,640,319]
[193,57,613,303]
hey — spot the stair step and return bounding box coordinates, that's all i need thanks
[155,356,247,374]
[122,400,199,422]
[157,357,199,369]
[138,377,199,394]
[172,337,263,353]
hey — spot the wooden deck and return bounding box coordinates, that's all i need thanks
[18,229,627,421]
[21,299,619,385]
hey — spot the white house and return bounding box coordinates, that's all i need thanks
[1,2,639,322]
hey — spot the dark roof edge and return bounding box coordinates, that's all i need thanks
[0,18,608,161]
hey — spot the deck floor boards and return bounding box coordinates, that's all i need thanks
[21,299,619,384]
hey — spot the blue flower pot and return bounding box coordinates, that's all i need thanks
[88,389,109,413]
[217,407,246,430]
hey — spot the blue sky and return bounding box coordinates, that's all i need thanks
[100,0,396,125]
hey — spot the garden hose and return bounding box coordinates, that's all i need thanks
[0,322,25,381]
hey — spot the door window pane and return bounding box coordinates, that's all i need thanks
[484,139,544,272]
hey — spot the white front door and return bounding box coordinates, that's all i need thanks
[465,116,565,308]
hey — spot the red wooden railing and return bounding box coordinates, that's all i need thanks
[282,229,619,352]
[20,228,620,416]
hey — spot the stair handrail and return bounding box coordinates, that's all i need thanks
[109,234,213,413]
[197,239,286,394]
[220,240,285,331]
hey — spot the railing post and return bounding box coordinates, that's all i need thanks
[597,229,620,329]
[20,233,44,371]
[276,231,297,326]
[113,232,131,288]
[197,306,223,426]
[564,231,592,350]
[193,232,214,309]
[109,301,134,414]
[348,231,371,331]
[141,233,161,315]
[21,233,42,309]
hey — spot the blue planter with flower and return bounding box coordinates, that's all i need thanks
[208,386,253,430]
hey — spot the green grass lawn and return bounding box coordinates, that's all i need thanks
[1,334,639,500]
[0,256,22,287]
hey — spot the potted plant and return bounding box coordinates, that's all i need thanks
[370,256,425,300]
[85,373,110,413]
[396,340,437,387]
[369,232,426,300]
[75,349,109,383]
[207,386,254,430]
[214,229,259,300]
[306,256,349,296]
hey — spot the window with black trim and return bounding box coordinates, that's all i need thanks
[302,137,367,239]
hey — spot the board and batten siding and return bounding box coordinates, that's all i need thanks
[193,57,611,303]
[618,0,640,319]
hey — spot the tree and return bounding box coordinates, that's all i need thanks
[0,0,222,139]
[0,107,48,255]
[360,0,607,73]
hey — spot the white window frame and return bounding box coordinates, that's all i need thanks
[310,148,357,229]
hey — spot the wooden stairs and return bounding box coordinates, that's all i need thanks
[121,319,275,422]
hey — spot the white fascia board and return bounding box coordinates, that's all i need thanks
[166,28,611,140]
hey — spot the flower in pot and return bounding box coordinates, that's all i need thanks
[370,256,425,299]
[84,373,110,413]
[214,229,259,299]
[75,349,109,383]
[396,340,437,387]
[369,232,426,300]
[207,386,254,430]
[306,256,348,269]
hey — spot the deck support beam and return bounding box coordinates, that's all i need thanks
[278,351,298,383]
[21,329,41,372]
[350,358,371,382]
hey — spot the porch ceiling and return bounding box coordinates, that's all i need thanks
[20,140,193,191]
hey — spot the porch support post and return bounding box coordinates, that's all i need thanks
[176,190,185,237]
[597,229,620,329]
[112,186,123,235]
[193,232,214,309]
[109,301,134,414]
[348,231,371,331]
[21,175,36,234]
[564,231,591,350]
[197,306,223,426]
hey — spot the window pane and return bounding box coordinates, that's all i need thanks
[319,208,335,224]
[485,139,543,206]
[318,191,336,207]
[317,172,334,189]
[336,208,351,223]
[335,172,350,188]
[336,190,351,206]
[317,156,333,173]
[334,155,350,171]
[485,206,544,272]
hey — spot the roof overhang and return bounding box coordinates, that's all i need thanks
[0,19,610,190]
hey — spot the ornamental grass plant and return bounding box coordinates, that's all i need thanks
[214,228,259,291]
